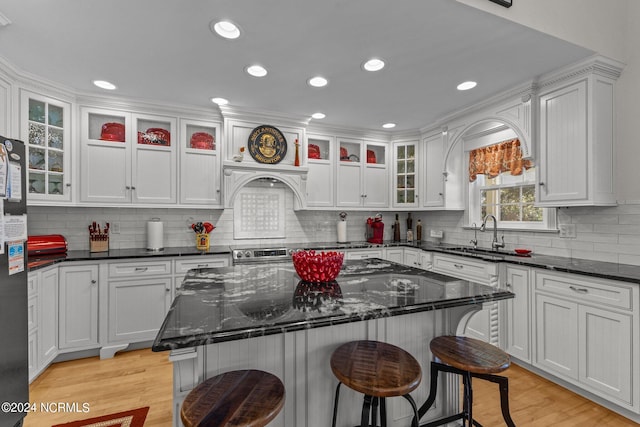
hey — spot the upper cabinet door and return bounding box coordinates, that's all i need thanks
[179,118,221,206]
[336,138,388,208]
[21,90,72,203]
[363,141,388,208]
[422,133,445,208]
[306,134,335,207]
[393,141,418,208]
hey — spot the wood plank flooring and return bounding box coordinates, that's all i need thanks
[26,348,638,426]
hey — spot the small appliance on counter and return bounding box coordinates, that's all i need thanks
[27,234,68,256]
[147,218,164,251]
[89,222,109,252]
[366,213,384,244]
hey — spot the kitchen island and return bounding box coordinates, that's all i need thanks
[152,258,514,427]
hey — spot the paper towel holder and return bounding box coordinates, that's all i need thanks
[337,211,349,244]
[147,217,164,251]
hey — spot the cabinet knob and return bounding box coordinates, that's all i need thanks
[91,280,97,284]
[66,183,71,187]
[131,186,136,190]
[506,283,512,289]
[166,288,170,293]
[125,186,131,190]
[438,192,443,196]
[539,182,545,186]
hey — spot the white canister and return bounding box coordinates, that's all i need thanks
[147,218,164,251]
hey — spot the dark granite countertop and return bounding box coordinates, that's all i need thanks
[151,258,514,351]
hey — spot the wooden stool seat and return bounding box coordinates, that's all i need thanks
[430,335,510,374]
[331,340,421,427]
[181,369,285,427]
[414,336,516,427]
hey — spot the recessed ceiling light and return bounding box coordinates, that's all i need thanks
[211,20,241,39]
[211,97,229,106]
[311,112,326,119]
[246,65,267,77]
[93,80,116,90]
[308,76,328,88]
[363,58,385,72]
[382,123,396,129]
[457,81,477,91]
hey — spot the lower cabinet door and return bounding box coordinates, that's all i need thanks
[535,294,579,380]
[108,278,172,343]
[59,265,99,350]
[579,305,633,405]
[504,265,530,362]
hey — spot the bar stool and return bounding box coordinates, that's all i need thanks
[413,335,516,427]
[180,369,285,427]
[330,340,422,427]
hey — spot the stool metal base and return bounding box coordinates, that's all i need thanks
[332,382,420,427]
[413,362,516,427]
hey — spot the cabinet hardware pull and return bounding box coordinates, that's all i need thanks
[438,192,443,196]
[66,183,71,187]
[131,186,136,190]
[134,267,148,272]
[539,182,545,186]
[125,186,131,190]
[91,280,97,284]
[569,285,588,293]
[197,264,207,268]
[165,288,170,293]
[506,283,512,288]
[454,264,463,269]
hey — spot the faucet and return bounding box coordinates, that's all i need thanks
[480,215,505,251]
[469,223,478,249]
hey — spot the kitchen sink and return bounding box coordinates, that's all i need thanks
[440,246,507,257]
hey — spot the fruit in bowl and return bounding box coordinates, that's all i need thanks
[292,250,344,283]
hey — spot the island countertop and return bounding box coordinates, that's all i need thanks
[152,258,513,351]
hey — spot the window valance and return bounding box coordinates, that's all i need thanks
[468,138,532,182]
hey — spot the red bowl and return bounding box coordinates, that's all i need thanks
[190,132,215,150]
[514,249,532,255]
[100,122,125,141]
[292,250,344,283]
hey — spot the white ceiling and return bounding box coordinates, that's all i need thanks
[0,0,593,132]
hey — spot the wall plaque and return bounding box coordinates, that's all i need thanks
[247,125,287,164]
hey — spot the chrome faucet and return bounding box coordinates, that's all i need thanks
[480,214,505,251]
[469,223,478,249]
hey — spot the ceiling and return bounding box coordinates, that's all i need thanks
[0,0,593,133]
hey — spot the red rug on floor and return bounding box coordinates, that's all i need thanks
[51,406,149,427]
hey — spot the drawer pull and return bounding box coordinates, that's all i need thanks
[134,267,149,272]
[454,264,464,269]
[569,285,588,294]
[197,264,208,268]
[506,283,512,289]
[91,280,97,284]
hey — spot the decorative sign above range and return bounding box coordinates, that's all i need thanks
[247,125,287,165]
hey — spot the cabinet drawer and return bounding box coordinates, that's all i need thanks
[108,260,172,278]
[345,250,383,260]
[534,270,633,310]
[175,256,229,274]
[432,254,496,285]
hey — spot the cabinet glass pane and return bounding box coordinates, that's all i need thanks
[407,159,415,173]
[367,145,384,165]
[397,175,405,189]
[29,99,45,123]
[137,118,171,146]
[340,142,359,162]
[406,190,415,203]
[406,175,415,189]
[28,172,45,194]
[48,104,64,127]
[407,145,415,158]
[308,138,330,160]
[29,147,45,170]
[48,127,63,150]
[48,151,63,172]
[397,145,405,158]
[49,175,64,195]
[186,124,216,151]
[29,123,45,146]
[397,191,405,204]
[89,113,126,142]
[397,161,405,174]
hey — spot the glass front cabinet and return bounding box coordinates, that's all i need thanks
[393,140,419,207]
[21,90,72,202]
[179,118,221,206]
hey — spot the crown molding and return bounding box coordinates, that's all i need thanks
[536,54,624,90]
[219,105,310,129]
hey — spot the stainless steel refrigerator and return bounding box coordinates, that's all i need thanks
[0,136,28,427]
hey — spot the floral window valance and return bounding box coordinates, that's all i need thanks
[468,138,533,182]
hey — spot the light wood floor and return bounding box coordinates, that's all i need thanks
[26,348,638,427]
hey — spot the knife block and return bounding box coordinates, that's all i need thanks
[90,237,109,253]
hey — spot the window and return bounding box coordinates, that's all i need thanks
[468,165,555,230]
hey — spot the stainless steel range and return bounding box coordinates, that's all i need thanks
[231,247,294,265]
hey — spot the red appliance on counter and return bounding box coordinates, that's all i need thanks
[27,234,68,256]
[366,214,384,244]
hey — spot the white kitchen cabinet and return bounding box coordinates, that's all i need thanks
[306,134,335,207]
[383,248,404,264]
[392,141,418,207]
[27,294,37,382]
[537,60,621,207]
[107,277,172,343]
[0,74,10,136]
[533,269,637,410]
[403,248,431,270]
[502,264,530,362]
[20,89,72,203]
[174,255,230,293]
[336,138,388,208]
[58,264,99,350]
[179,118,222,206]
[344,249,384,260]
[432,253,499,344]
[80,107,177,205]
[38,267,58,369]
[421,131,463,210]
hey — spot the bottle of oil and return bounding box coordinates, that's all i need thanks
[416,219,423,242]
[393,214,401,242]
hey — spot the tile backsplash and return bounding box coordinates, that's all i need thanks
[26,199,640,266]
